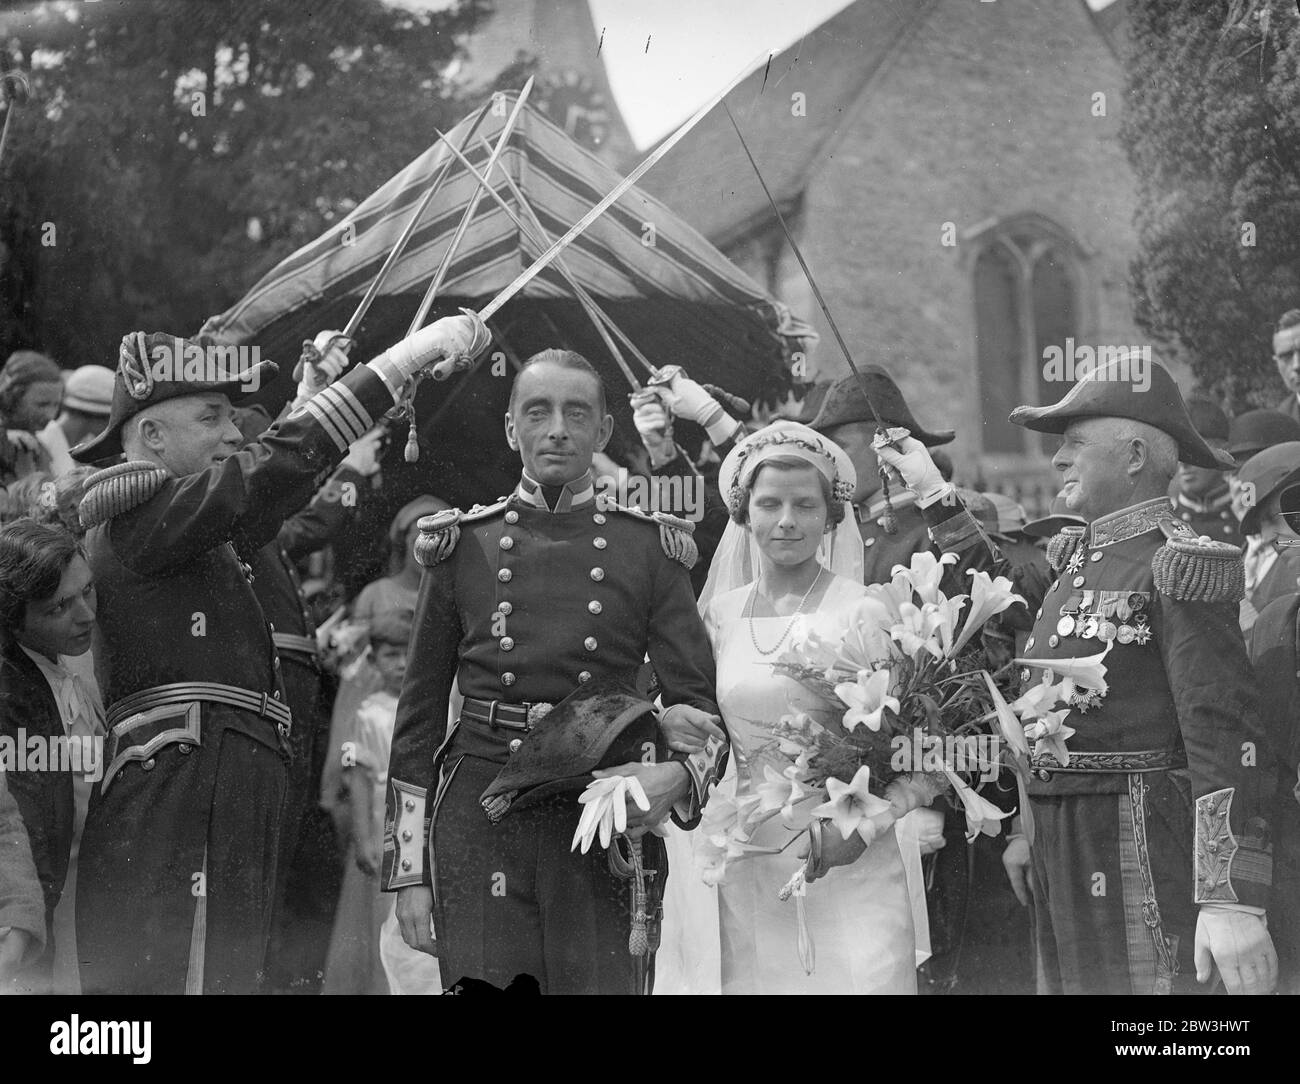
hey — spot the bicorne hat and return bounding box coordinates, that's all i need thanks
[479,677,668,822]
[807,368,955,447]
[71,331,277,464]
[1009,354,1233,471]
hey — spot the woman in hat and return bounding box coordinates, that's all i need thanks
[657,421,928,995]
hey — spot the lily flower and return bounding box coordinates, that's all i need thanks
[865,569,914,623]
[896,550,958,605]
[982,670,1030,759]
[930,593,967,658]
[1011,672,1068,721]
[891,602,945,661]
[1024,708,1076,767]
[838,596,899,669]
[1015,645,1111,702]
[810,765,895,843]
[834,668,900,732]
[950,571,1026,656]
[943,769,1013,841]
[786,614,842,671]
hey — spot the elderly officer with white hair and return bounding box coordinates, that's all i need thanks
[1004,353,1276,996]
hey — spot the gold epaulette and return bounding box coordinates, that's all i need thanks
[1046,525,1086,574]
[608,503,699,570]
[78,461,170,529]
[413,498,507,567]
[1152,519,1245,603]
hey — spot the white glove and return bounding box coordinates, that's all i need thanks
[630,389,677,468]
[655,368,739,446]
[1194,905,1277,994]
[872,427,949,506]
[369,310,490,388]
[884,774,942,817]
[340,427,386,478]
[294,330,350,405]
[909,807,948,856]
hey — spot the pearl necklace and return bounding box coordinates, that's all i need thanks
[746,566,824,657]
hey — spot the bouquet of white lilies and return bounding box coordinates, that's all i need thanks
[694,551,1112,890]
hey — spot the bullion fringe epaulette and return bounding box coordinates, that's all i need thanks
[413,499,507,567]
[1152,520,1245,603]
[78,461,170,528]
[606,503,699,570]
[1046,525,1086,574]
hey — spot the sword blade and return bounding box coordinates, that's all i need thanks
[433,128,641,390]
[476,51,770,324]
[406,76,535,336]
[339,97,494,342]
[722,101,884,430]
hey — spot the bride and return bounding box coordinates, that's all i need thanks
[656,420,930,995]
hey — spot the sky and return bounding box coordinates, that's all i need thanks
[411,0,1118,150]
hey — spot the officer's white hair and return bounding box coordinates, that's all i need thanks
[1106,417,1179,481]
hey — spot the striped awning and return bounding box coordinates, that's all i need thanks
[202,93,816,508]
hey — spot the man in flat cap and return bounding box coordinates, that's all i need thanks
[1272,309,1300,423]
[1007,353,1276,995]
[72,315,488,994]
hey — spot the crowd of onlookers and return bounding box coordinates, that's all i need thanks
[6,306,1300,994]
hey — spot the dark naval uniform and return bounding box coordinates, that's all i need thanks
[1170,490,1239,546]
[1023,497,1272,994]
[383,471,724,994]
[75,370,393,994]
[246,469,361,989]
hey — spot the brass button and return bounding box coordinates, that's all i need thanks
[500,536,514,551]
[1025,637,1035,650]
[508,738,523,753]
[594,513,607,525]
[268,622,276,634]
[1090,551,1103,562]
[1035,607,1042,619]
[590,567,605,581]
[273,690,281,699]
[273,656,281,670]
[588,600,602,615]
[1071,575,1085,588]
[584,636,597,651]
[505,510,519,524]
[1048,634,1060,648]
[142,758,156,772]
[401,859,412,871]
[1036,769,1052,782]
[864,538,876,548]
[1020,667,1031,683]
[405,799,416,812]
[401,829,413,842]
[498,601,513,615]
[502,672,516,686]
[593,537,607,550]
[498,568,513,583]
[578,671,592,683]
[500,636,515,651]
[178,743,193,755]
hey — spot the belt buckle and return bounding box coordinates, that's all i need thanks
[487,700,499,729]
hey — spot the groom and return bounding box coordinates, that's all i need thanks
[384,348,726,994]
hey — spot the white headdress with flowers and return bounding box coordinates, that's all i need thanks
[700,421,865,612]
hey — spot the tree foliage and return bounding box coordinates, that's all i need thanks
[0,0,493,367]
[1122,0,1300,407]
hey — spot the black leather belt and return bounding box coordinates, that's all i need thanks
[1031,748,1185,781]
[108,681,292,731]
[460,696,553,732]
[272,632,319,659]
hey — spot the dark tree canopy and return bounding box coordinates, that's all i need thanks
[0,0,493,368]
[1122,0,1300,407]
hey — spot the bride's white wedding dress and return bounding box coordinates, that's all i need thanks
[656,573,928,995]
